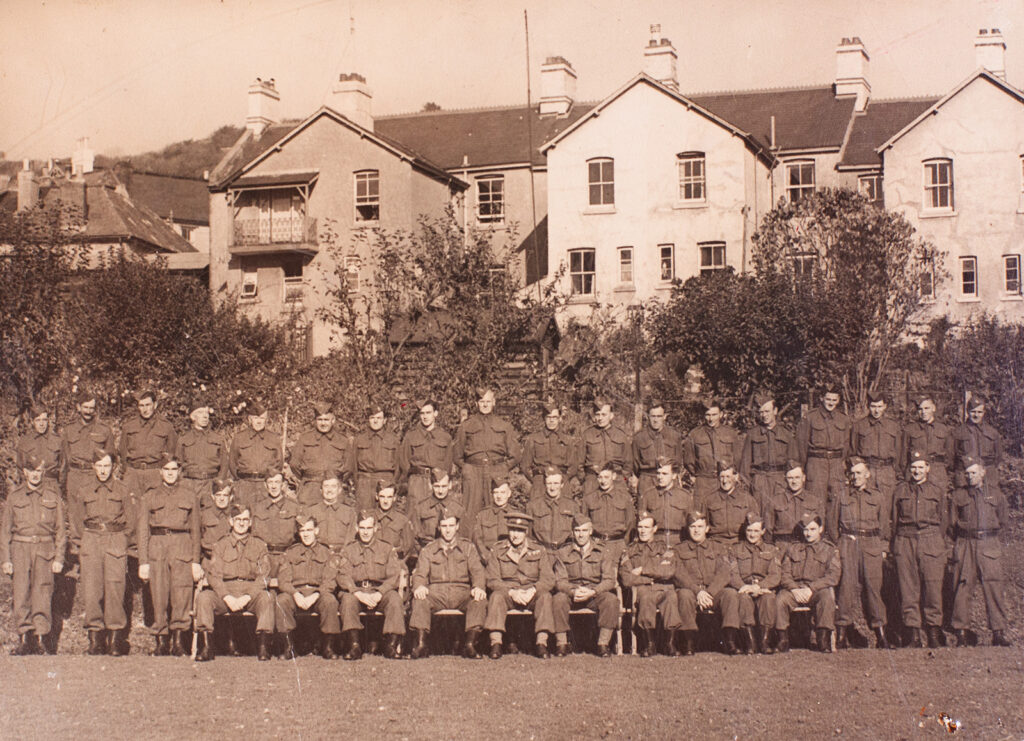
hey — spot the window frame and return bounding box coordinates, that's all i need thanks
[354,169,380,223]
[785,160,815,203]
[919,256,936,302]
[677,151,706,204]
[617,246,634,286]
[857,173,883,206]
[1004,254,1022,296]
[476,174,505,224]
[587,157,615,207]
[959,255,978,300]
[569,248,596,296]
[923,158,954,212]
[345,253,362,293]
[658,244,675,282]
[282,258,304,305]
[240,263,258,300]
[698,241,726,275]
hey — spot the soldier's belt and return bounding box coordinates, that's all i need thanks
[841,528,881,538]
[426,581,473,587]
[409,466,433,476]
[464,453,506,465]
[864,457,895,466]
[11,534,53,544]
[236,473,263,480]
[808,448,844,460]
[357,580,383,588]
[84,520,126,533]
[266,545,289,554]
[357,470,394,477]
[149,527,190,536]
[637,467,659,474]
[753,464,788,473]
[956,527,1000,539]
[127,460,162,470]
[896,525,941,536]
[184,473,217,481]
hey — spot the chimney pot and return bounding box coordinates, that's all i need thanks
[247,77,281,136]
[330,73,374,131]
[835,36,871,112]
[643,25,678,91]
[539,56,577,116]
[975,27,1006,80]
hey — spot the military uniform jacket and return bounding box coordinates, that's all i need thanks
[640,485,693,540]
[891,480,948,535]
[583,486,636,540]
[1,483,66,564]
[527,496,583,550]
[903,419,953,470]
[120,413,177,467]
[411,494,464,544]
[632,425,684,474]
[578,424,631,475]
[696,486,757,542]
[412,537,485,590]
[827,484,889,545]
[290,428,351,480]
[229,428,283,478]
[952,421,1002,471]
[399,425,453,479]
[739,423,793,477]
[555,540,616,593]
[780,540,841,591]
[200,506,232,553]
[793,408,851,464]
[521,428,578,478]
[684,424,741,478]
[471,505,510,558]
[307,500,357,550]
[672,539,732,594]
[61,417,116,471]
[375,507,415,559]
[455,413,521,466]
[619,539,676,588]
[252,496,300,550]
[138,482,201,563]
[950,484,1007,537]
[763,487,823,542]
[206,533,271,597]
[16,429,63,481]
[851,415,901,468]
[349,428,400,476]
[278,542,337,594]
[336,538,401,594]
[177,428,228,480]
[70,478,133,541]
[486,539,555,592]
[730,540,782,590]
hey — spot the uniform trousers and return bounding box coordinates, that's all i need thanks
[677,587,740,631]
[893,530,946,628]
[777,587,836,631]
[836,535,886,628]
[276,588,341,634]
[340,590,405,635]
[951,537,1007,632]
[146,532,195,634]
[552,591,619,632]
[737,591,777,628]
[409,584,486,631]
[484,588,554,634]
[80,531,128,630]
[195,582,275,633]
[8,540,56,635]
[634,584,681,629]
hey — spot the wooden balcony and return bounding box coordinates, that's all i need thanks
[229,215,318,256]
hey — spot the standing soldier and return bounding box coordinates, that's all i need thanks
[200,480,234,564]
[520,401,578,501]
[336,510,405,659]
[828,457,890,650]
[684,400,743,502]
[288,401,350,509]
[763,461,823,551]
[251,467,300,586]
[120,390,177,504]
[228,402,282,512]
[527,468,584,554]
[695,459,757,547]
[582,462,636,563]
[952,397,1003,489]
[632,401,684,499]
[730,512,781,655]
[177,398,228,507]
[740,392,794,510]
[1,454,66,655]
[70,450,132,656]
[851,391,901,515]
[373,483,415,564]
[455,388,521,523]
[949,457,1011,647]
[399,399,453,510]
[275,514,341,660]
[792,385,851,504]
[411,470,464,549]
[307,474,357,554]
[578,399,632,497]
[639,458,692,549]
[903,395,954,494]
[61,390,116,517]
[350,404,400,512]
[16,405,63,489]
[775,513,841,653]
[471,477,514,561]
[620,511,681,657]
[137,453,201,657]
[408,506,488,659]
[891,450,949,648]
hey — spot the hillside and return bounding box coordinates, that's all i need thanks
[94,125,243,179]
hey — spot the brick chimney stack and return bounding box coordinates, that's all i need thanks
[247,78,280,136]
[643,24,678,91]
[539,56,577,116]
[835,37,871,112]
[975,28,1006,80]
[331,73,374,132]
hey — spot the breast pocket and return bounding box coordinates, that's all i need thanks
[40,497,59,527]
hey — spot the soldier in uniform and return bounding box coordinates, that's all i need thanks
[792,385,851,503]
[120,389,177,505]
[16,405,63,489]
[828,457,890,650]
[949,457,1011,647]
[775,512,841,653]
[632,400,684,498]
[739,392,794,510]
[520,401,578,501]
[349,403,400,512]
[176,398,228,507]
[61,390,117,519]
[399,399,453,510]
[373,483,415,564]
[1,454,66,655]
[952,397,1003,490]
[251,467,300,621]
[552,513,619,657]
[527,467,584,554]
[903,395,954,494]
[228,402,282,511]
[582,462,636,563]
[275,514,341,660]
[730,512,781,654]
[69,449,132,656]
[411,469,464,549]
[672,510,741,655]
[695,459,757,547]
[891,450,949,648]
[639,458,692,549]
[684,400,742,502]
[307,474,357,554]
[287,400,351,509]
[763,461,822,552]
[137,453,202,656]
[851,391,901,515]
[454,388,521,524]
[484,512,556,659]
[408,506,488,659]
[578,399,632,497]
[620,511,681,657]
[194,504,275,661]
[336,510,405,659]
[471,476,513,562]
[200,480,234,565]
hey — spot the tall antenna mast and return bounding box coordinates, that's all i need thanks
[523,10,542,302]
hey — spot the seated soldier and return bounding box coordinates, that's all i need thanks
[696,459,757,547]
[672,510,741,655]
[409,505,487,659]
[731,512,781,654]
[528,467,584,553]
[471,476,513,563]
[620,511,680,657]
[411,469,465,549]
[552,513,619,657]
[373,482,415,566]
[199,479,238,655]
[195,504,275,661]
[336,510,405,660]
[307,474,357,554]
[582,461,636,563]
[776,512,841,653]
[639,458,693,548]
[275,514,341,660]
[251,466,300,583]
[484,512,556,659]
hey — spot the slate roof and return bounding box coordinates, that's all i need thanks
[839,98,940,168]
[124,171,209,225]
[207,122,299,190]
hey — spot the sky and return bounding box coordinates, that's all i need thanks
[1,0,1022,160]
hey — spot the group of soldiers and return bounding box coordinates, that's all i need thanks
[0,384,1013,659]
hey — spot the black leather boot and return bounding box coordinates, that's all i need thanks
[743,627,757,655]
[723,628,740,655]
[281,632,297,660]
[256,633,271,661]
[12,632,35,656]
[197,632,215,662]
[874,627,890,649]
[153,634,170,656]
[109,629,128,657]
[775,629,790,653]
[926,626,943,648]
[226,622,240,656]
[666,629,681,656]
[463,628,482,659]
[382,633,400,659]
[640,628,656,657]
[906,627,924,648]
[170,630,186,657]
[344,630,363,660]
[410,629,429,659]
[682,630,696,656]
[488,641,503,660]
[321,635,338,659]
[992,630,1011,647]
[759,626,774,654]
[835,625,849,649]
[85,630,104,656]
[817,628,833,653]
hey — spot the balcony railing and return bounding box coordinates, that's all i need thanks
[231,215,317,250]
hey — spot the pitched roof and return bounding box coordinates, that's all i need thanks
[123,171,209,225]
[838,98,939,168]
[207,122,299,190]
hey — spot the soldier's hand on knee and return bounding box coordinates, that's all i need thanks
[413,586,429,600]
[138,563,150,581]
[1,561,12,575]
[697,590,714,610]
[51,560,64,574]
[471,587,487,601]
